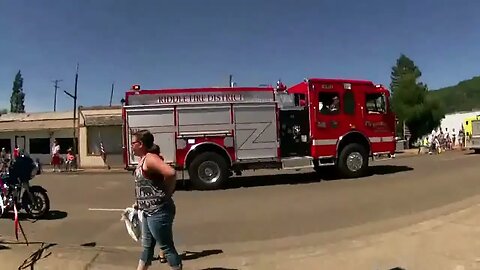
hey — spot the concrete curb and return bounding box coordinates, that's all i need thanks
[39,169,128,175]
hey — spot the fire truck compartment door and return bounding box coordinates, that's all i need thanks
[177,105,231,134]
[126,108,176,165]
[234,104,278,160]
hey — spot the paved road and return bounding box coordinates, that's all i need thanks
[1,150,479,253]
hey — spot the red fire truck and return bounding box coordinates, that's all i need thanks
[122,78,396,190]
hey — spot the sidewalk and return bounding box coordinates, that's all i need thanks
[3,197,480,269]
[40,165,127,175]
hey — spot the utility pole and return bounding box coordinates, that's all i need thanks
[229,74,236,87]
[64,63,79,156]
[52,79,63,112]
[109,82,115,107]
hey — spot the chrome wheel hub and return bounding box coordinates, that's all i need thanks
[198,161,221,183]
[346,152,363,172]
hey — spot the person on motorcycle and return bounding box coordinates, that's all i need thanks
[9,150,37,204]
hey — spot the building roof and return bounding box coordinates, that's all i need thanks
[84,115,122,126]
[0,108,122,132]
[79,106,122,126]
[79,105,122,110]
[0,111,75,132]
[0,111,74,122]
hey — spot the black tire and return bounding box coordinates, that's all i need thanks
[337,143,369,178]
[23,186,50,219]
[188,152,229,190]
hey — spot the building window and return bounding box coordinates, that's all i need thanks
[0,139,11,152]
[29,138,50,154]
[87,126,122,155]
[55,138,78,154]
[365,93,387,114]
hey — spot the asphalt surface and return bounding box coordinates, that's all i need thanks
[1,150,479,253]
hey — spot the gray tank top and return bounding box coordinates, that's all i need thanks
[134,156,168,215]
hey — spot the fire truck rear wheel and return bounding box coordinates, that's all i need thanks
[188,152,229,190]
[337,143,369,178]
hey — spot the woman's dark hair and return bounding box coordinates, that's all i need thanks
[149,144,160,155]
[133,129,156,152]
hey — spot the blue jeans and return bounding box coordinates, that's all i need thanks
[140,200,182,269]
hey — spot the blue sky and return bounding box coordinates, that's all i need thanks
[1,0,479,112]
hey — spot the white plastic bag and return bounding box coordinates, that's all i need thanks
[121,207,143,242]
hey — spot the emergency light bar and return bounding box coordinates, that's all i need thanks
[131,84,141,91]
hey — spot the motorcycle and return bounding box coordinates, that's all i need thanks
[0,153,50,219]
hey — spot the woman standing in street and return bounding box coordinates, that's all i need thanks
[131,130,182,270]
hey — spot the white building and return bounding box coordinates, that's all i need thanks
[440,110,480,133]
[0,111,76,165]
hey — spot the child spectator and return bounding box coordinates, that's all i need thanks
[65,148,76,171]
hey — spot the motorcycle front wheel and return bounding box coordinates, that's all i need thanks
[23,186,50,219]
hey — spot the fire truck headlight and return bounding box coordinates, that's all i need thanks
[176,139,187,149]
[224,137,234,148]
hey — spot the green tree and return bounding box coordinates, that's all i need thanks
[390,54,422,93]
[428,76,480,114]
[390,55,444,142]
[10,70,25,113]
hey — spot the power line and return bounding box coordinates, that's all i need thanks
[51,79,63,112]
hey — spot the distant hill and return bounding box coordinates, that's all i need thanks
[429,76,480,114]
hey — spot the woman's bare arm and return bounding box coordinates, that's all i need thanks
[145,153,176,195]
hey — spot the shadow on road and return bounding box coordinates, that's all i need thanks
[181,249,223,261]
[177,164,413,191]
[201,267,238,270]
[1,210,68,222]
[43,210,68,220]
[18,242,56,270]
[29,210,68,223]
[367,165,413,176]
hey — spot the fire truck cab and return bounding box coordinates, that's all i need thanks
[122,78,396,190]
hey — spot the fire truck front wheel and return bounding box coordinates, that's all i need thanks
[337,143,369,178]
[188,152,229,190]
